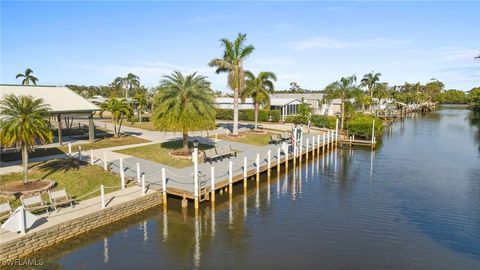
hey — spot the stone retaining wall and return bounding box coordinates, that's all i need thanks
[0,191,162,262]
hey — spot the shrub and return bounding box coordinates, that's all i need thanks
[215,109,280,122]
[345,115,383,139]
[311,115,337,129]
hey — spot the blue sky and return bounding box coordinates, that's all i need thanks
[1,1,479,91]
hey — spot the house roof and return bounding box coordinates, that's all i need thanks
[216,97,301,106]
[0,85,99,114]
[270,93,324,101]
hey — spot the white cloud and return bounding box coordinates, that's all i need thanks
[289,36,411,50]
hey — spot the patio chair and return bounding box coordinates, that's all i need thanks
[280,132,291,141]
[270,134,282,145]
[204,148,221,164]
[0,202,12,221]
[21,195,49,213]
[48,188,74,210]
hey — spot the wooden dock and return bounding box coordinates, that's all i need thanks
[159,132,341,209]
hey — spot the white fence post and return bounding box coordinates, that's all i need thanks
[229,161,233,191]
[68,142,72,157]
[90,150,94,165]
[20,206,26,235]
[100,185,105,209]
[103,153,107,171]
[120,158,125,189]
[211,166,215,202]
[161,168,167,203]
[78,146,82,161]
[136,162,141,183]
[306,138,309,159]
[267,150,271,167]
[141,174,146,196]
[256,153,260,182]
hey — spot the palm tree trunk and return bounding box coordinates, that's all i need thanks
[139,109,142,123]
[254,103,259,130]
[182,130,189,151]
[22,146,29,184]
[233,88,239,135]
[118,118,123,137]
[341,96,345,130]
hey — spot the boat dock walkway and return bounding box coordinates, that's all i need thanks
[96,131,339,207]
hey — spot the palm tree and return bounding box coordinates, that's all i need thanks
[208,33,255,136]
[360,71,381,98]
[332,75,357,129]
[112,73,140,99]
[99,98,133,138]
[133,92,148,123]
[16,68,39,85]
[241,71,277,130]
[0,95,53,183]
[152,71,216,151]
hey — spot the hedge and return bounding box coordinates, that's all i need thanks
[345,115,384,138]
[216,109,281,122]
[311,115,337,129]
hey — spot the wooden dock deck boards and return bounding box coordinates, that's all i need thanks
[99,133,339,202]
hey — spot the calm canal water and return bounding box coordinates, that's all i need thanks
[36,106,480,269]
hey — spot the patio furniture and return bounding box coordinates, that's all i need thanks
[48,188,74,210]
[0,202,12,221]
[215,146,237,159]
[280,132,291,141]
[204,148,221,164]
[21,195,49,213]
[270,134,282,145]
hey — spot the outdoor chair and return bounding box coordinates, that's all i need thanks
[48,188,74,210]
[21,195,49,213]
[0,202,12,221]
[270,134,282,145]
[215,146,237,159]
[204,148,221,164]
[280,132,291,141]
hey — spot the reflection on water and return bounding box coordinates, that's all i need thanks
[25,106,480,269]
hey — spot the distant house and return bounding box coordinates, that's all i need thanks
[270,93,324,114]
[0,85,99,145]
[215,97,302,121]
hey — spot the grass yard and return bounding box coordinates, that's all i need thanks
[0,158,128,209]
[115,140,214,168]
[0,135,150,162]
[217,131,276,146]
[120,121,159,131]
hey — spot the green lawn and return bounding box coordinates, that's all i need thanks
[0,136,150,162]
[115,140,214,168]
[0,159,128,209]
[217,131,275,146]
[120,121,159,131]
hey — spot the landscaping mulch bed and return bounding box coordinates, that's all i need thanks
[0,179,55,196]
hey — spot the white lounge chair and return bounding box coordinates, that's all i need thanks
[21,195,49,213]
[0,202,12,221]
[48,189,73,210]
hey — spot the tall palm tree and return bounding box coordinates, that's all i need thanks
[0,95,53,183]
[208,33,255,136]
[360,71,381,98]
[133,92,148,123]
[16,68,39,86]
[112,73,140,99]
[332,75,357,129]
[152,71,216,151]
[241,71,277,130]
[99,98,133,138]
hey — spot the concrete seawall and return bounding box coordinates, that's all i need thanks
[0,191,162,262]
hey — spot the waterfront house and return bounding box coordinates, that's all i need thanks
[215,97,302,121]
